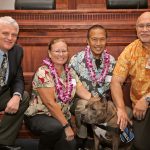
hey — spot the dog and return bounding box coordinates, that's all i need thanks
[79,98,133,150]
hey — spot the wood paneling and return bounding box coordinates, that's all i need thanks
[56,0,68,9]
[56,0,150,9]
[76,0,106,9]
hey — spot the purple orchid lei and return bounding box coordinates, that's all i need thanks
[85,45,110,84]
[43,58,73,103]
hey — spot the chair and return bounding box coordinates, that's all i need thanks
[15,0,56,10]
[106,0,148,9]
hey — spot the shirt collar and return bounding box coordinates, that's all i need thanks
[0,49,8,57]
[90,50,104,61]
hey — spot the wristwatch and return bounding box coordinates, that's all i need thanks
[63,123,70,129]
[145,96,150,105]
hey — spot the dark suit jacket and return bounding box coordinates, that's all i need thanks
[0,44,24,97]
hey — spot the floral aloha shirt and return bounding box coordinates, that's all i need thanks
[25,65,82,120]
[113,39,150,105]
[69,50,116,97]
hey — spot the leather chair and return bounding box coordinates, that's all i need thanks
[15,0,56,10]
[106,0,148,9]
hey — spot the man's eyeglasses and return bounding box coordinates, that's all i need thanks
[136,23,150,30]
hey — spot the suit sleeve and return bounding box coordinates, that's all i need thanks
[10,45,25,97]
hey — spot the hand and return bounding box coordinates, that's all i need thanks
[133,98,148,120]
[117,108,132,131]
[5,95,20,114]
[89,96,101,102]
[64,126,74,141]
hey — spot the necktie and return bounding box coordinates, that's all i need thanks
[0,54,8,87]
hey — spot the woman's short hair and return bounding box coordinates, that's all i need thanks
[0,16,19,33]
[48,38,67,50]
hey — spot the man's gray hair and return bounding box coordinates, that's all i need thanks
[0,16,19,33]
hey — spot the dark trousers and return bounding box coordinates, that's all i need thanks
[0,89,29,145]
[133,108,150,150]
[24,114,76,150]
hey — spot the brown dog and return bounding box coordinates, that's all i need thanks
[79,98,132,150]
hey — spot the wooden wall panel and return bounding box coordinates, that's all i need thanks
[56,0,69,9]
[22,46,48,72]
[76,0,106,9]
[56,0,150,9]
[22,47,32,72]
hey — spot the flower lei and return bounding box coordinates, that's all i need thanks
[43,58,73,103]
[85,45,110,85]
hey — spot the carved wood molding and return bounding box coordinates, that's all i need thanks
[0,9,149,28]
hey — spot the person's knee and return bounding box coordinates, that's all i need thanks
[23,91,30,101]
[18,91,29,113]
[68,139,77,150]
[44,121,63,137]
[22,91,30,106]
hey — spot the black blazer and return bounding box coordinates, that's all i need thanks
[0,44,24,97]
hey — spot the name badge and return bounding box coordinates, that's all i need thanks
[105,75,112,82]
[71,79,76,87]
[145,58,150,69]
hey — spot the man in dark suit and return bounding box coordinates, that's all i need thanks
[0,16,29,150]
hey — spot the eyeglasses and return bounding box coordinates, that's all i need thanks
[51,49,68,54]
[136,23,150,30]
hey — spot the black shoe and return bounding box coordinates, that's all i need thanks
[84,138,94,149]
[76,136,86,149]
[0,144,22,150]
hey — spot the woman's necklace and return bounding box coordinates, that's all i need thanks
[85,45,110,85]
[43,58,73,103]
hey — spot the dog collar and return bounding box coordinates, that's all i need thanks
[95,124,121,134]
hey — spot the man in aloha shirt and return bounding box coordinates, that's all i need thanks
[69,47,115,98]
[111,12,150,150]
[69,26,115,99]
[69,25,116,148]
